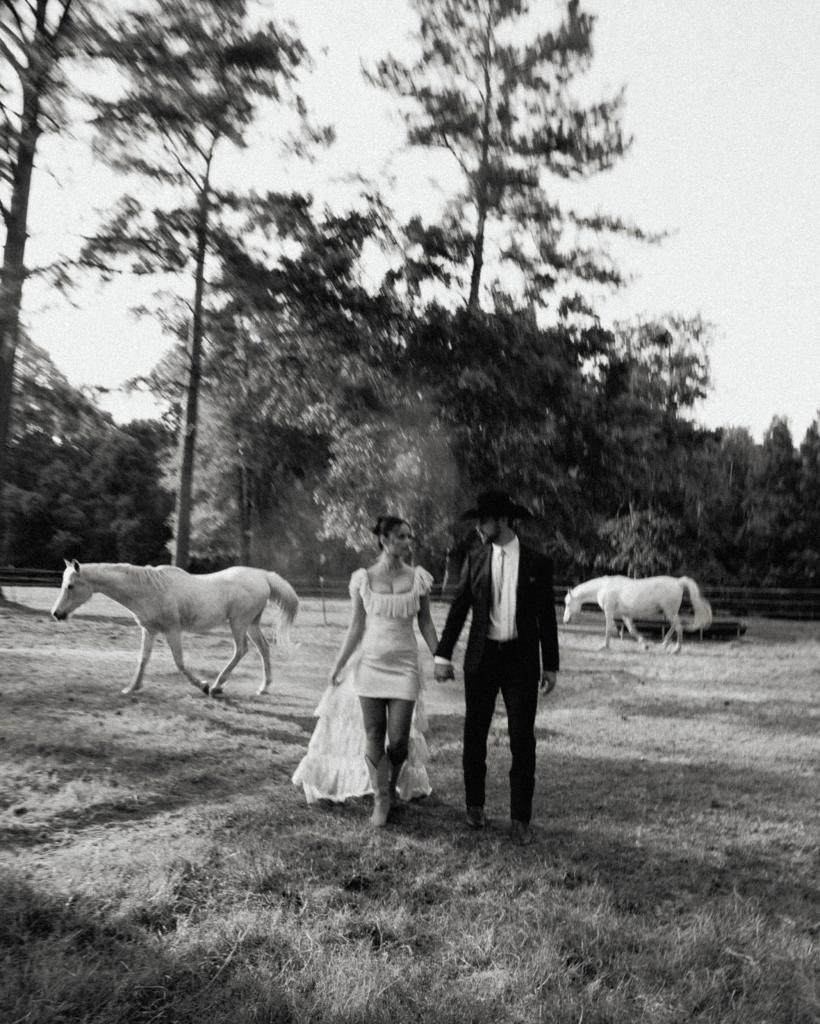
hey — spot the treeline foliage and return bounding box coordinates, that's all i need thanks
[1,0,818,588]
[5,322,819,587]
[3,339,173,566]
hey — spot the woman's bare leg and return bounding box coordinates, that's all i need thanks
[359,696,388,764]
[360,697,391,826]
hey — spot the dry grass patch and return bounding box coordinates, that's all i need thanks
[0,598,818,1022]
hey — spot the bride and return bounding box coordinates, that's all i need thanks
[292,515,439,826]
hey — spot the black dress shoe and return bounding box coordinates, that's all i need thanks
[465,805,486,829]
[510,820,534,846]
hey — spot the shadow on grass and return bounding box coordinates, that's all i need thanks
[0,872,298,1024]
[3,679,817,931]
[533,750,819,922]
[246,729,819,927]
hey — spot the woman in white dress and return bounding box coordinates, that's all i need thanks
[292,516,439,826]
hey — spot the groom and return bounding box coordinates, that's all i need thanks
[434,490,559,845]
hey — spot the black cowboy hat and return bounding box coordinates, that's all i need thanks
[459,489,533,522]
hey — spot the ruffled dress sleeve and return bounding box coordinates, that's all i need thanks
[414,565,434,596]
[349,568,368,599]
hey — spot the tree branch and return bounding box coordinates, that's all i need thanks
[438,128,470,175]
[1,1,28,42]
[156,123,202,191]
[44,0,73,44]
[0,27,26,78]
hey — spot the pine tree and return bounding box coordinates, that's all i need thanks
[83,0,327,567]
[0,0,93,557]
[369,0,644,312]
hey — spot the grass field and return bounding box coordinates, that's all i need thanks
[0,591,818,1023]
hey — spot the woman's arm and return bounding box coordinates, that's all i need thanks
[417,594,439,656]
[329,594,366,684]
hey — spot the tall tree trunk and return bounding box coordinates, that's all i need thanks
[467,202,488,315]
[238,462,252,564]
[0,82,42,561]
[0,0,75,568]
[174,168,212,568]
[467,12,494,315]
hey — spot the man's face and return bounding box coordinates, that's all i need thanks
[478,516,501,543]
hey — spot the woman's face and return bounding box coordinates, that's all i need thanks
[382,522,414,559]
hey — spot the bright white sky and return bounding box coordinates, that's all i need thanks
[23,0,820,443]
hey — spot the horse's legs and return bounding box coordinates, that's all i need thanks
[599,612,614,650]
[248,619,272,695]
[209,621,249,695]
[661,615,683,653]
[621,616,642,642]
[123,627,156,695]
[165,628,208,694]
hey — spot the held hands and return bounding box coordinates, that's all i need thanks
[539,671,557,696]
[434,662,455,683]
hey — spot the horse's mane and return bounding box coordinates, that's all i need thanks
[81,562,181,592]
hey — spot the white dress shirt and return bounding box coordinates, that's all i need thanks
[487,535,519,641]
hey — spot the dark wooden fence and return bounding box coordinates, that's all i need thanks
[0,568,64,587]
[3,568,820,621]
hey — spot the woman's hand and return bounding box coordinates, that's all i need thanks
[329,667,344,687]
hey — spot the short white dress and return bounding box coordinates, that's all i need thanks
[292,565,434,804]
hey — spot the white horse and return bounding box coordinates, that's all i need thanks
[563,574,713,653]
[51,560,299,696]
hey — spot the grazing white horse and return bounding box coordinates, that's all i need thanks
[563,574,713,653]
[51,560,299,696]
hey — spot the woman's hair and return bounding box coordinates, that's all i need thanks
[371,514,411,548]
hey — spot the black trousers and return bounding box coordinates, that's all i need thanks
[462,638,539,823]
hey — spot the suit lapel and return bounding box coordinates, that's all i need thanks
[516,543,528,601]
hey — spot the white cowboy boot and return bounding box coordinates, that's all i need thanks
[365,754,391,827]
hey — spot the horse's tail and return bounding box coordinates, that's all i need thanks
[680,576,712,632]
[266,571,299,645]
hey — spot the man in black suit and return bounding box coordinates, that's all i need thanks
[434,490,559,845]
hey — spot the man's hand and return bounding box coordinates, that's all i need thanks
[539,671,557,695]
[434,662,455,683]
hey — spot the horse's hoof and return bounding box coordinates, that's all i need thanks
[256,686,270,696]
[208,685,223,697]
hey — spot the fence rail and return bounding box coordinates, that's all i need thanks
[3,568,820,621]
[0,568,64,587]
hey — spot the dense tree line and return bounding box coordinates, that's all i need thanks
[1,0,818,587]
[5,317,819,587]
[3,338,172,566]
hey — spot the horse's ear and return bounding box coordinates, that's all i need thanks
[71,559,81,573]
[64,558,72,569]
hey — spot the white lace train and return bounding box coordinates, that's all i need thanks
[291,668,432,805]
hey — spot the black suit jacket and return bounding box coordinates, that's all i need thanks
[435,540,559,681]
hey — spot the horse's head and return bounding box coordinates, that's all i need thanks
[51,559,93,621]
[563,587,580,624]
